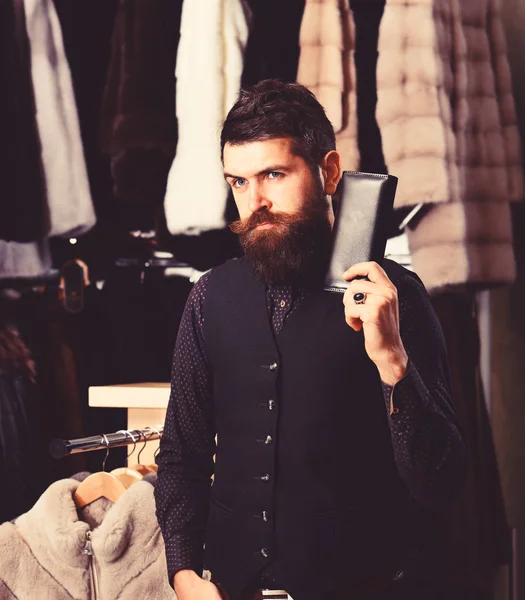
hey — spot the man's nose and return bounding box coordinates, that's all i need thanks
[248,184,271,213]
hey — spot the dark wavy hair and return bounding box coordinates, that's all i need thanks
[220,79,336,169]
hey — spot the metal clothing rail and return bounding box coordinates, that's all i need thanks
[49,426,164,459]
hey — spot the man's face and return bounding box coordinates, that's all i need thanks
[224,137,325,221]
[224,137,333,284]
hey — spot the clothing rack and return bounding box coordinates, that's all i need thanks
[115,257,206,283]
[49,426,164,459]
[0,269,61,290]
[115,257,189,269]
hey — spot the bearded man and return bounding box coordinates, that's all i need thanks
[155,80,466,600]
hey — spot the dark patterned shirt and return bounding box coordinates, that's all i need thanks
[155,269,466,588]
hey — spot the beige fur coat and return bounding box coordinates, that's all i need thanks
[297,0,523,291]
[0,479,176,599]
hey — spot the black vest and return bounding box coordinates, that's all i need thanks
[203,257,429,600]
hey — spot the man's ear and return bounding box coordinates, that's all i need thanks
[320,151,342,195]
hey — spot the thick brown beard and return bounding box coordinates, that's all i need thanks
[230,191,332,285]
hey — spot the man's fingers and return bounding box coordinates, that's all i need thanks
[344,279,397,303]
[345,314,363,331]
[342,261,394,288]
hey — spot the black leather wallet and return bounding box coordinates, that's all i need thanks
[324,171,398,293]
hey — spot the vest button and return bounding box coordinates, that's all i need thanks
[261,548,269,558]
[269,362,278,371]
[262,510,269,522]
[268,399,275,410]
[261,473,270,481]
[265,435,273,445]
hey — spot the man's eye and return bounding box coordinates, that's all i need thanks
[233,178,247,188]
[268,172,283,180]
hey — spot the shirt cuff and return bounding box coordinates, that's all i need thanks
[381,359,414,416]
[164,534,205,589]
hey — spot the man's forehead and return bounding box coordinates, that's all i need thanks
[223,137,299,175]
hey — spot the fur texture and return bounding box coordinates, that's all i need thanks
[297,0,359,170]
[297,0,523,290]
[1,0,48,244]
[299,0,523,207]
[0,238,51,280]
[163,0,251,235]
[100,0,180,206]
[0,479,175,600]
[23,0,96,238]
[408,200,516,290]
[377,0,523,208]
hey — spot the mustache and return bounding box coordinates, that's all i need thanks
[229,208,297,235]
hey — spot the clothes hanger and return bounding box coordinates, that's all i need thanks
[145,426,161,473]
[74,434,127,508]
[111,430,143,487]
[130,430,155,475]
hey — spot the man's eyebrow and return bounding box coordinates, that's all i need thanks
[223,165,290,180]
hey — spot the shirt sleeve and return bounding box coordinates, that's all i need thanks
[154,271,216,586]
[382,273,467,511]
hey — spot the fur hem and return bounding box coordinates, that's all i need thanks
[407,201,514,250]
[406,200,516,290]
[409,240,517,293]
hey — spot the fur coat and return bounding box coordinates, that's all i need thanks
[100,0,180,214]
[23,0,96,239]
[297,0,359,170]
[297,0,523,291]
[163,0,251,235]
[0,238,51,280]
[0,479,176,599]
[1,0,48,244]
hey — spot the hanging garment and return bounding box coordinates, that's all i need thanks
[0,479,176,599]
[297,0,359,169]
[0,0,48,244]
[0,315,43,524]
[18,291,87,482]
[402,0,523,291]
[297,0,523,291]
[407,199,516,291]
[100,0,181,227]
[299,0,523,205]
[350,0,388,175]
[241,0,306,86]
[163,0,251,235]
[431,293,511,597]
[16,288,124,481]
[52,0,121,233]
[0,239,51,280]
[23,0,96,239]
[376,0,523,208]
[0,368,41,524]
[297,0,387,172]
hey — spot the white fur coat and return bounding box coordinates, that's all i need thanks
[0,479,176,599]
[163,0,251,235]
[23,0,96,239]
[297,0,523,291]
[0,238,51,279]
